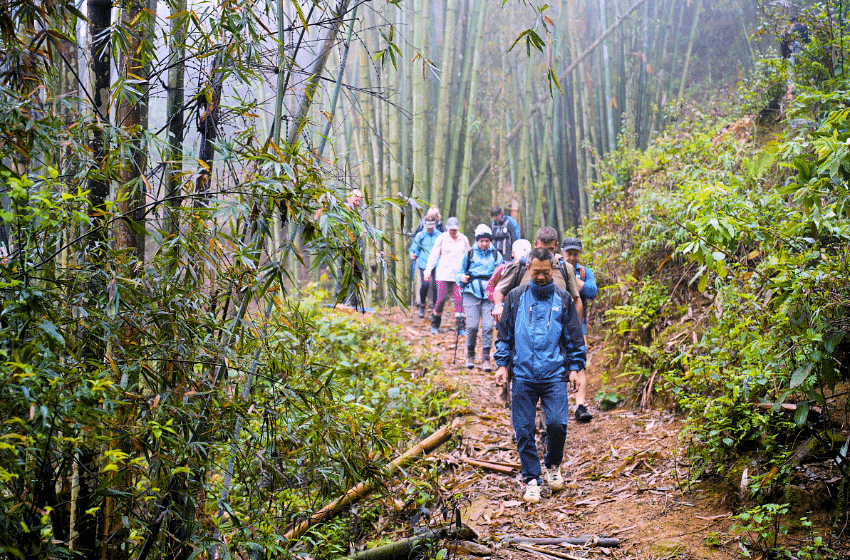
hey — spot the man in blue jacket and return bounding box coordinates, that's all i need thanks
[494,247,586,503]
[562,237,597,423]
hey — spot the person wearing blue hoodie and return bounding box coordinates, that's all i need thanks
[409,214,441,318]
[458,224,504,371]
[493,247,587,504]
[562,237,597,424]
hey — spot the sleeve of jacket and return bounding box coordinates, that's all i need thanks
[507,216,521,241]
[495,260,522,297]
[457,250,471,284]
[409,232,422,258]
[494,289,518,368]
[580,266,597,299]
[424,235,443,272]
[561,295,587,371]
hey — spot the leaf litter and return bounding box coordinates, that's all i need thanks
[372,308,829,559]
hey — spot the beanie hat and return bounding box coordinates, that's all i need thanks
[512,239,532,261]
[446,217,460,230]
[561,237,583,252]
[474,224,492,241]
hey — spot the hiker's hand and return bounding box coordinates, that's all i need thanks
[424,272,431,282]
[495,367,507,386]
[492,303,503,322]
[410,253,416,260]
[460,274,469,284]
[568,370,579,394]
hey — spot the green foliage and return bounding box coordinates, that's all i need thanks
[594,389,623,411]
[583,2,850,541]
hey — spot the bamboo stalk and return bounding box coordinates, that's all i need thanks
[283,424,456,541]
[466,0,649,195]
[456,0,487,228]
[677,0,704,101]
[505,536,621,547]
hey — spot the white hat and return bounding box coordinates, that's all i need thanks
[512,239,532,261]
[474,224,492,240]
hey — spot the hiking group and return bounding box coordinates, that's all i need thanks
[409,206,598,503]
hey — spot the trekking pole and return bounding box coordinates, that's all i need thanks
[452,326,459,365]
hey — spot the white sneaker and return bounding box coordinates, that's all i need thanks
[546,466,565,491]
[523,479,541,503]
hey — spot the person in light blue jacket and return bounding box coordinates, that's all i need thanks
[457,224,503,371]
[562,237,597,424]
[493,247,586,504]
[409,215,441,317]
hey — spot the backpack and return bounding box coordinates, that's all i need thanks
[490,218,514,257]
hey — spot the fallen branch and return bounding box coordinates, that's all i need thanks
[504,536,620,547]
[513,544,584,560]
[344,528,445,560]
[343,526,482,560]
[458,456,519,473]
[284,424,456,541]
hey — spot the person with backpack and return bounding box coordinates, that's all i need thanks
[424,217,470,335]
[458,224,504,371]
[492,226,582,323]
[493,247,586,503]
[490,207,520,261]
[409,211,442,318]
[562,237,597,424]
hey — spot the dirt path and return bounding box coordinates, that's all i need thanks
[380,308,740,560]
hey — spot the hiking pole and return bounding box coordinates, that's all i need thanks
[452,325,459,365]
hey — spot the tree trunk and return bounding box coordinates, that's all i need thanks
[677,0,704,101]
[430,0,460,206]
[165,0,186,237]
[410,0,430,202]
[456,0,487,228]
[86,0,112,253]
[286,0,353,148]
[115,0,149,261]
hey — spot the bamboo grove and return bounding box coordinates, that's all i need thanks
[297,0,763,301]
[0,0,783,557]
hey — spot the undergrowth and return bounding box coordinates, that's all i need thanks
[582,3,850,556]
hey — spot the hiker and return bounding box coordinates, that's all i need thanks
[490,207,520,261]
[486,239,531,303]
[492,226,582,324]
[562,237,597,424]
[409,211,442,318]
[494,247,586,503]
[424,217,470,335]
[458,224,504,371]
[780,17,810,101]
[338,188,367,309]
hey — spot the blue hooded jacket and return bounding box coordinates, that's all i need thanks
[409,228,441,271]
[457,246,503,299]
[494,282,586,382]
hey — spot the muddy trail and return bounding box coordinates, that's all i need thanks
[373,307,755,560]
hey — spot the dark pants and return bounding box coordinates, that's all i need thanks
[418,268,435,307]
[511,377,570,484]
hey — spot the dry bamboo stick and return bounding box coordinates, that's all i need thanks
[458,457,518,473]
[504,536,620,547]
[283,424,455,541]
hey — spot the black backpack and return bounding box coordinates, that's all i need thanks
[490,218,513,257]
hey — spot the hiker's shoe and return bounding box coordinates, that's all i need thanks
[417,305,425,318]
[465,356,475,370]
[430,327,439,335]
[575,404,593,423]
[482,356,492,372]
[545,466,565,491]
[522,479,541,503]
